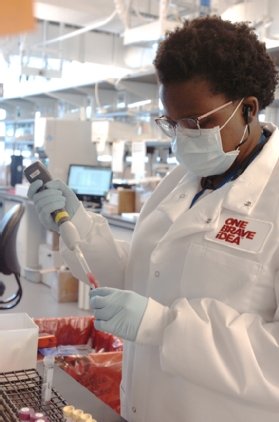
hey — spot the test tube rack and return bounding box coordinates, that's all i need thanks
[0,368,67,421]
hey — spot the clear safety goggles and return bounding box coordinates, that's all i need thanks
[155,100,234,138]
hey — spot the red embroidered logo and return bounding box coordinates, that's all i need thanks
[215,217,256,245]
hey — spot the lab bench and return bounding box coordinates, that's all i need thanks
[37,362,126,422]
[0,363,125,421]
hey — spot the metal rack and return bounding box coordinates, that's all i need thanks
[0,390,18,422]
[0,368,67,421]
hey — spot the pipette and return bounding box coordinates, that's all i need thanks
[24,161,98,288]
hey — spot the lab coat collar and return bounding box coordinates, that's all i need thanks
[223,122,279,215]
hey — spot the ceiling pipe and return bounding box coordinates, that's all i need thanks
[114,0,131,29]
[159,0,169,24]
[33,9,118,47]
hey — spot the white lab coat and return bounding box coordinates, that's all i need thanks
[61,122,279,422]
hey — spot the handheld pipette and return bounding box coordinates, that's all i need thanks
[24,161,98,288]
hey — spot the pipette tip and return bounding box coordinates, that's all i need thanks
[87,273,98,289]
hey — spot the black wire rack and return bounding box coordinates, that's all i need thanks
[0,390,18,422]
[0,368,67,422]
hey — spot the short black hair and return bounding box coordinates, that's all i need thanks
[154,15,278,110]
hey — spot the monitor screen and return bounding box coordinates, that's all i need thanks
[67,164,112,205]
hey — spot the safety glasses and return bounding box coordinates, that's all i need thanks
[155,100,233,138]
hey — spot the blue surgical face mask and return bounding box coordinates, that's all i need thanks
[171,99,247,177]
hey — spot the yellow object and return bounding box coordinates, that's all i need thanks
[79,415,97,422]
[54,210,70,224]
[62,405,97,422]
[63,405,75,417]
[72,409,84,421]
[0,0,35,36]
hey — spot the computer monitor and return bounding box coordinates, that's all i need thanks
[67,164,112,206]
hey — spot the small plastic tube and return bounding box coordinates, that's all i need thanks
[42,355,55,404]
[63,405,75,422]
[79,415,97,422]
[18,407,34,421]
[72,408,84,421]
[30,412,45,421]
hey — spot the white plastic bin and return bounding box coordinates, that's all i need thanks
[0,313,38,372]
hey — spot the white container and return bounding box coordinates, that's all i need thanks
[0,313,38,372]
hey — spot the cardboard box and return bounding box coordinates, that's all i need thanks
[117,188,135,213]
[106,188,136,214]
[51,270,79,303]
[0,313,38,372]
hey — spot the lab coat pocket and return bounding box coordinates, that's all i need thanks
[180,242,266,313]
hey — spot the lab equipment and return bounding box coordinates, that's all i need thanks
[72,408,84,420]
[0,203,25,309]
[1,368,67,420]
[27,178,80,233]
[24,161,98,288]
[10,154,23,186]
[62,405,97,422]
[42,355,54,404]
[63,405,75,421]
[18,406,34,420]
[80,415,97,422]
[30,411,46,420]
[67,164,112,207]
[34,118,97,183]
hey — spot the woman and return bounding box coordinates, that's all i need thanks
[28,16,279,422]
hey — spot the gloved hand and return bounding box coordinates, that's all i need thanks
[90,287,148,341]
[27,179,80,232]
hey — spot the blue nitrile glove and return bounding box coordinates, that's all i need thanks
[27,179,80,232]
[90,287,148,341]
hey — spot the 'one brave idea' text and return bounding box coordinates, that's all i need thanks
[215,218,256,245]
